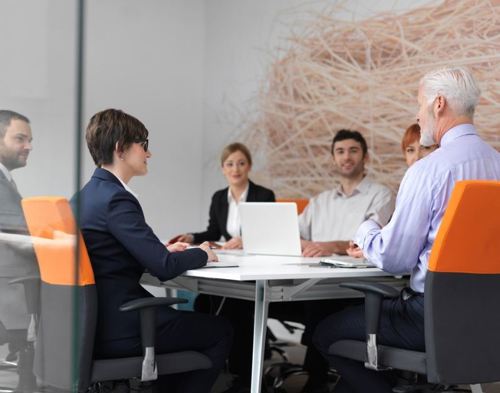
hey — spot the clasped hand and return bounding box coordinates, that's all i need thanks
[346,240,364,258]
[166,241,218,262]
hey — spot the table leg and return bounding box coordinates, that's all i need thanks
[250,280,269,393]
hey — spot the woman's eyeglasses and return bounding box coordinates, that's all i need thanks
[135,138,149,152]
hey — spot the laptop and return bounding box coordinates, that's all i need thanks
[239,202,302,256]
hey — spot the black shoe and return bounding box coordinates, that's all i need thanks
[6,351,18,363]
[2,350,19,367]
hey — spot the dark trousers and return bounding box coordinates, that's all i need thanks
[195,294,361,386]
[313,291,425,393]
[0,324,36,391]
[97,309,233,393]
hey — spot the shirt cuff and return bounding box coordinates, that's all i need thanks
[353,219,381,250]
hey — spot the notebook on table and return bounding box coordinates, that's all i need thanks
[239,202,302,256]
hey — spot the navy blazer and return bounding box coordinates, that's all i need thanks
[192,180,275,244]
[76,168,207,346]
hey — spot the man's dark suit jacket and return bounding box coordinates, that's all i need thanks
[0,171,27,236]
[0,170,38,329]
[76,168,207,347]
[192,180,275,244]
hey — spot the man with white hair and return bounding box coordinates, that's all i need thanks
[313,67,500,393]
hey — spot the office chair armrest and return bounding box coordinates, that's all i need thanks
[339,282,398,335]
[8,275,40,285]
[119,297,189,382]
[119,297,188,312]
[119,297,189,350]
[339,282,399,337]
[9,275,41,342]
[339,282,400,299]
[339,282,400,371]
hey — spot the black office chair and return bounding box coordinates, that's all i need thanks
[21,196,213,392]
[264,318,340,393]
[263,320,308,392]
[328,181,500,393]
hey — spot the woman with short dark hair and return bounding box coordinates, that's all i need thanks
[171,141,275,391]
[77,108,232,393]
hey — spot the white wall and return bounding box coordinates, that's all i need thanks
[84,0,206,238]
[0,0,76,199]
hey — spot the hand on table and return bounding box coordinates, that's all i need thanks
[168,233,194,245]
[166,242,189,253]
[222,236,243,250]
[346,241,365,258]
[301,240,332,257]
[208,241,223,249]
[199,241,219,262]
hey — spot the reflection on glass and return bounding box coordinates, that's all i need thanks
[0,111,39,392]
[21,197,81,392]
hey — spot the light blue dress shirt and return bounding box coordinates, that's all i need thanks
[354,124,500,292]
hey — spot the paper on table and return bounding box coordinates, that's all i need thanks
[203,261,239,268]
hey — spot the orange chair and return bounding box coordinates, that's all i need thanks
[276,198,309,214]
[329,181,500,393]
[21,196,211,391]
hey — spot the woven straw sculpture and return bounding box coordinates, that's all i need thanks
[241,0,500,197]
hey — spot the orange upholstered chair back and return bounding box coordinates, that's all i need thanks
[21,196,95,286]
[428,181,500,274]
[277,198,309,214]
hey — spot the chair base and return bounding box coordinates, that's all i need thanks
[91,351,212,384]
[263,364,339,393]
[330,339,427,375]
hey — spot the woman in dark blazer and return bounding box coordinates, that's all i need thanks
[177,143,276,392]
[177,143,275,249]
[77,109,232,393]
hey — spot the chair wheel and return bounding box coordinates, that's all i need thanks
[264,362,309,393]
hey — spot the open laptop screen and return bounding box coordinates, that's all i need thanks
[239,202,301,256]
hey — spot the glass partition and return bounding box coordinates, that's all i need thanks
[0,0,84,391]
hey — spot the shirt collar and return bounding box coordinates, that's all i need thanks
[334,175,370,197]
[117,177,139,199]
[440,123,477,147]
[0,162,13,182]
[227,183,249,203]
[102,168,139,199]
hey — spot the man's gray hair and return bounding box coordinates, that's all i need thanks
[419,66,481,118]
[0,110,30,137]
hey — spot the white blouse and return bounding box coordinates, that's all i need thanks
[225,184,249,239]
